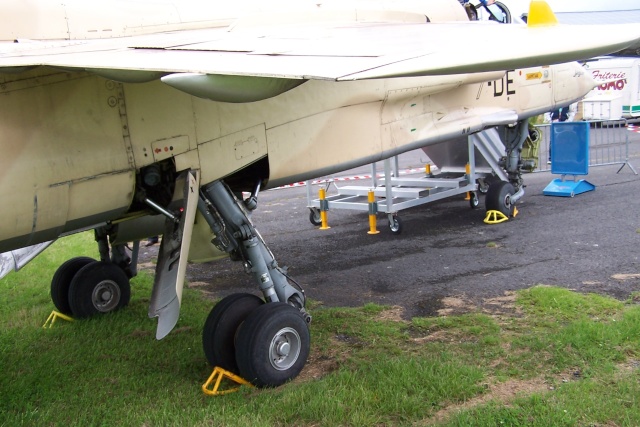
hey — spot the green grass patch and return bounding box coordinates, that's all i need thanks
[2,236,640,426]
[517,285,623,321]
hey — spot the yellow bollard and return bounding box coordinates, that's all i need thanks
[318,188,330,230]
[464,164,472,201]
[425,164,432,176]
[367,190,379,235]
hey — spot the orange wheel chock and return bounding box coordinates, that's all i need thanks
[202,366,253,396]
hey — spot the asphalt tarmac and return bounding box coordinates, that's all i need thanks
[183,128,640,319]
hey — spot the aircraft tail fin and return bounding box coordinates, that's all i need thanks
[527,0,559,27]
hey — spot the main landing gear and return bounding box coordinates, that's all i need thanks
[198,180,311,387]
[50,229,133,318]
[47,172,309,387]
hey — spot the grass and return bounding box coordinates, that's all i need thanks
[1,233,640,426]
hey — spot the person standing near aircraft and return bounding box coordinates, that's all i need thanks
[551,107,569,122]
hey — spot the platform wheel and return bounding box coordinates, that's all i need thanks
[485,181,516,217]
[50,256,96,315]
[235,302,310,388]
[68,261,131,318]
[469,191,480,209]
[309,208,322,226]
[388,215,402,235]
[202,293,264,373]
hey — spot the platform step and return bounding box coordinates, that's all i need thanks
[337,185,431,199]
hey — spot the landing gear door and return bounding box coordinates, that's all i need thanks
[148,169,199,339]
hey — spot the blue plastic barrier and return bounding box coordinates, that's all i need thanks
[543,122,595,197]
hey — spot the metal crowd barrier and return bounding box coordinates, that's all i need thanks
[532,120,637,174]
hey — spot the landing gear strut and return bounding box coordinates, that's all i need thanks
[486,120,529,216]
[198,180,311,387]
[49,227,134,318]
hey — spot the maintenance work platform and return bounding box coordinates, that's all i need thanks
[305,118,636,234]
[306,126,524,234]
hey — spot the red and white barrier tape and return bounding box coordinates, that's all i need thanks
[275,168,427,190]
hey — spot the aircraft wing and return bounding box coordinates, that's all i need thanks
[1,9,639,100]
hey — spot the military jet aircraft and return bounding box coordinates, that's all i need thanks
[1,0,639,387]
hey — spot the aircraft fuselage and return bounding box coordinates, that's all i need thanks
[0,61,593,254]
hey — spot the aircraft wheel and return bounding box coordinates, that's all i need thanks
[309,208,322,226]
[202,293,264,372]
[68,261,131,318]
[235,302,310,388]
[389,215,402,235]
[485,181,515,216]
[50,256,95,315]
[469,191,479,209]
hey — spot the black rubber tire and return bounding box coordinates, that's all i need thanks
[309,208,322,226]
[68,261,131,318]
[389,215,402,235]
[202,293,264,372]
[485,181,516,217]
[50,257,96,315]
[235,302,310,388]
[469,191,479,209]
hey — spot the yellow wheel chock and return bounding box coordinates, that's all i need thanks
[42,310,74,328]
[484,210,508,224]
[202,366,253,396]
[484,206,519,224]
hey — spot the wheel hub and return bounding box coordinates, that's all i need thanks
[91,280,121,312]
[276,341,291,357]
[269,327,301,371]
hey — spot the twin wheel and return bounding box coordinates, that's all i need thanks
[50,257,131,317]
[203,293,310,388]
